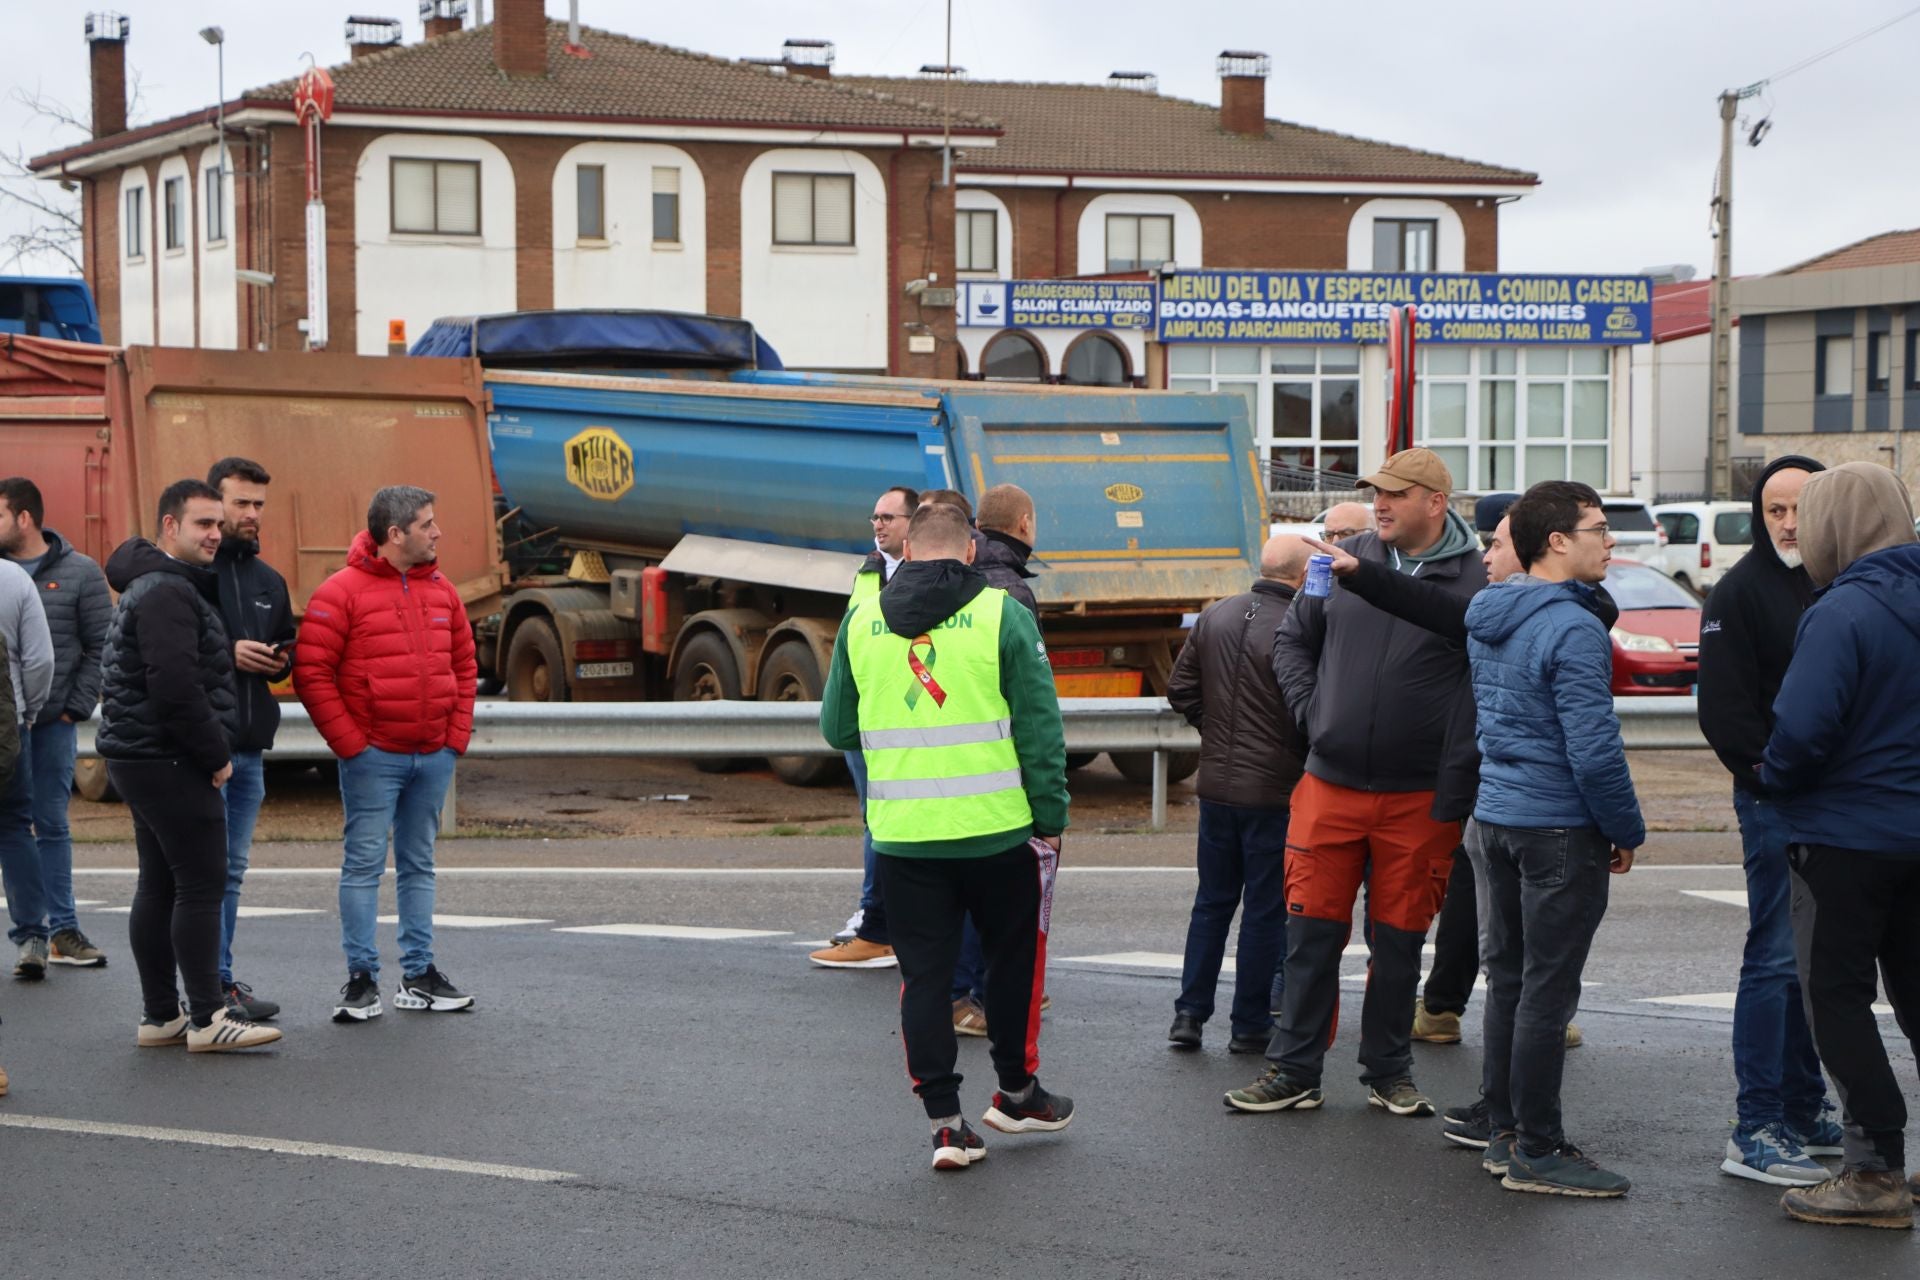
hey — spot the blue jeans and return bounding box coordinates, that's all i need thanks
[29,719,78,934]
[0,725,49,944]
[845,750,878,911]
[1732,788,1829,1131]
[1177,800,1290,1039]
[952,918,985,1001]
[338,747,455,980]
[218,751,266,985]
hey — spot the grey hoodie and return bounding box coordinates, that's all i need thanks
[0,558,53,725]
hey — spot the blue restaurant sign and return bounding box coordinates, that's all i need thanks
[959,279,1156,330]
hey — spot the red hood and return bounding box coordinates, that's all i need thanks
[1613,606,1700,645]
[345,528,443,582]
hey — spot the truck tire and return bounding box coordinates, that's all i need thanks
[673,631,751,773]
[73,756,119,804]
[505,617,569,703]
[1064,753,1099,771]
[759,640,845,787]
[1111,750,1200,787]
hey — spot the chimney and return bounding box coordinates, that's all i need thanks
[1106,70,1157,92]
[781,37,834,80]
[493,0,547,77]
[420,0,467,39]
[346,15,403,60]
[84,12,129,139]
[1217,50,1270,138]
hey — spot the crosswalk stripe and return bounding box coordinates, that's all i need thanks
[1681,890,1749,907]
[1637,992,1893,1015]
[372,914,554,928]
[235,907,325,918]
[553,924,791,940]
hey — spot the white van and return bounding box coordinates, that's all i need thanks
[1652,501,1752,594]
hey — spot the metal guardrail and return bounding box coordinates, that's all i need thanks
[75,697,1707,832]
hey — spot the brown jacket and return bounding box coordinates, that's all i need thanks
[1167,580,1307,809]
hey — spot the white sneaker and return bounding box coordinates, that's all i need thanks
[137,1013,190,1048]
[832,909,864,945]
[187,1008,283,1053]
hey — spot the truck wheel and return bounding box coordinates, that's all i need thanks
[505,617,569,703]
[673,631,750,773]
[1111,750,1200,787]
[1064,753,1099,771]
[760,640,845,787]
[73,756,119,804]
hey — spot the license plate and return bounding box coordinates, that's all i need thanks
[574,661,635,679]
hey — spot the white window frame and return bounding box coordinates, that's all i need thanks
[651,166,681,245]
[575,164,605,242]
[1373,217,1436,272]
[1168,345,1361,480]
[124,186,145,260]
[1819,335,1853,397]
[204,166,226,245]
[390,157,483,236]
[1414,346,1610,492]
[957,208,997,272]
[1105,213,1174,273]
[771,172,855,247]
[163,176,186,253]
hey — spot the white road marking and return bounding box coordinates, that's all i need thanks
[70,863,1750,877]
[374,914,553,928]
[236,907,325,918]
[0,1114,575,1182]
[1681,890,1749,907]
[1639,992,1893,1015]
[554,924,792,940]
[1058,951,1187,970]
[2,899,105,909]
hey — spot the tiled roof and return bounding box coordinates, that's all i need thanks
[1778,227,1920,274]
[837,76,1534,185]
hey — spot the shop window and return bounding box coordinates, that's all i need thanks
[981,330,1046,382]
[204,167,226,244]
[392,158,481,235]
[957,209,996,272]
[1270,347,1360,481]
[1061,333,1130,386]
[1414,346,1610,492]
[773,173,854,246]
[653,167,681,244]
[124,187,145,259]
[1817,335,1852,397]
[1868,331,1890,392]
[1106,214,1173,272]
[576,165,605,241]
[163,177,186,251]
[1373,218,1436,272]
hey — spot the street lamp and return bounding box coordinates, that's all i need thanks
[200,26,228,178]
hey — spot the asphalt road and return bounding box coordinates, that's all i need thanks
[2,850,1914,1278]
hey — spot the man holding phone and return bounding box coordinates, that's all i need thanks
[208,458,296,1020]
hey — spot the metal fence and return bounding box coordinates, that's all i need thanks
[75,698,1707,832]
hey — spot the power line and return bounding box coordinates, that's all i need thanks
[1762,3,1920,85]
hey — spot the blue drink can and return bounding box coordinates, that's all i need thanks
[1304,554,1334,598]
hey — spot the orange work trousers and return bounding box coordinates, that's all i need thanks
[1284,773,1461,933]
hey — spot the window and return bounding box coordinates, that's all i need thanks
[1658,513,1699,544]
[124,187,144,258]
[575,165,605,241]
[1169,345,1259,435]
[1061,333,1129,386]
[1909,329,1920,392]
[772,173,854,246]
[1713,511,1753,545]
[391,158,481,235]
[204,167,226,243]
[1868,330,1891,392]
[1269,346,1360,481]
[1105,214,1173,272]
[652,167,680,244]
[1818,334,1853,396]
[957,209,996,272]
[980,331,1046,382]
[1414,346,1610,491]
[1373,218,1436,272]
[163,177,186,251]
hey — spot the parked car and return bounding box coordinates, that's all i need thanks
[1601,497,1665,559]
[1605,557,1700,695]
[1651,501,1751,594]
[0,276,101,344]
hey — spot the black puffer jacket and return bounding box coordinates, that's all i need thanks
[1167,579,1307,809]
[97,538,238,775]
[974,528,1039,616]
[213,535,296,752]
[21,528,111,727]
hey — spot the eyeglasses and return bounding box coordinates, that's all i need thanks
[870,513,904,525]
[1323,527,1368,542]
[1568,524,1611,537]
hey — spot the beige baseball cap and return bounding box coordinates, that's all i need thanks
[1358,447,1455,496]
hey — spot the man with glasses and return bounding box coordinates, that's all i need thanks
[1320,502,1375,545]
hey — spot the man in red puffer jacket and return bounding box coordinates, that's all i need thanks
[295,485,477,1024]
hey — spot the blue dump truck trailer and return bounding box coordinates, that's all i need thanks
[420,311,1264,786]
[0,277,102,344]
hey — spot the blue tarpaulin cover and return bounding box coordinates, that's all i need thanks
[410,310,782,370]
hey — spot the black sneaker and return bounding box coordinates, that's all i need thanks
[394,965,475,1013]
[1484,1131,1516,1177]
[1367,1076,1436,1117]
[1443,1098,1492,1149]
[982,1081,1074,1133]
[1502,1141,1631,1198]
[931,1121,987,1171]
[225,980,280,1022]
[332,970,383,1023]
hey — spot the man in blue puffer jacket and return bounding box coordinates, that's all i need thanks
[1464,480,1645,1199]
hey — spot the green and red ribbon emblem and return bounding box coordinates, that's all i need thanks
[905,634,946,709]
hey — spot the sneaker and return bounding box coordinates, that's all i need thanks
[832,909,864,945]
[1780,1169,1913,1229]
[1224,1065,1323,1113]
[224,980,280,1022]
[332,970,383,1023]
[1040,992,1052,1013]
[1722,1123,1828,1186]
[1227,1031,1271,1055]
[931,1121,987,1171]
[1368,1077,1436,1117]
[395,966,475,1012]
[1785,1103,1844,1157]
[13,937,48,980]
[187,1007,283,1053]
[1502,1141,1631,1197]
[953,997,988,1037]
[1411,999,1462,1044]
[1565,1022,1584,1049]
[807,938,898,969]
[1167,1013,1202,1049]
[1484,1131,1516,1177]
[983,1081,1074,1134]
[1442,1098,1492,1149]
[49,929,107,967]
[136,1012,190,1048]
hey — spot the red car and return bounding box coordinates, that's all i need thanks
[1604,558,1700,695]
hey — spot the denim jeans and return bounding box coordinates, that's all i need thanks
[1470,819,1611,1156]
[0,725,50,945]
[1731,788,1829,1131]
[338,746,455,980]
[952,917,985,1001]
[218,751,266,985]
[1178,800,1290,1039]
[29,719,79,934]
[843,749,888,945]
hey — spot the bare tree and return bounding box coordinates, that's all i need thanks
[1,76,142,275]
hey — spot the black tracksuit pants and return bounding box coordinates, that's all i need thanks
[877,840,1056,1119]
[1422,846,1479,1017]
[1789,844,1920,1173]
[111,760,229,1023]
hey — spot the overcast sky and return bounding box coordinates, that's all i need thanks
[4,0,1915,279]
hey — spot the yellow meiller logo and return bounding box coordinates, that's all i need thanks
[564,427,634,501]
[1104,482,1143,503]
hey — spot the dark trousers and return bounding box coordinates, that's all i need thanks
[1732,790,1828,1131]
[1422,846,1478,1016]
[1789,845,1920,1173]
[878,840,1056,1119]
[112,760,229,1023]
[1470,819,1611,1156]
[1177,800,1289,1039]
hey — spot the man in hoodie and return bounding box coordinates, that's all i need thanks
[821,500,1071,1172]
[98,480,280,1053]
[1229,448,1486,1119]
[205,458,296,1021]
[1760,462,1920,1230]
[0,477,113,969]
[0,554,53,979]
[1464,479,1642,1197]
[1697,455,1840,1187]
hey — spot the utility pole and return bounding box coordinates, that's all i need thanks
[1707,83,1765,500]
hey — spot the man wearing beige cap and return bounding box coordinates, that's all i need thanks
[1227,448,1486,1118]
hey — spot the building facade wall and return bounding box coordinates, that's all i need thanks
[738,147,890,370]
[196,144,238,349]
[550,140,708,314]
[116,165,154,346]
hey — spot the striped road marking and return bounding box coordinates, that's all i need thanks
[1638,992,1893,1015]
[94,906,323,918]
[1681,890,1749,907]
[553,923,791,941]
[374,914,554,928]
[0,1114,576,1183]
